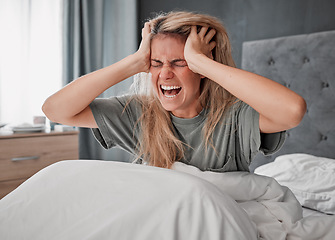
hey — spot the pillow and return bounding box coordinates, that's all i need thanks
[254,153,335,214]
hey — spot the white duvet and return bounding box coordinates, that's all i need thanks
[0,160,334,240]
[255,153,335,215]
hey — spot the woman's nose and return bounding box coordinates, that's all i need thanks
[159,66,174,80]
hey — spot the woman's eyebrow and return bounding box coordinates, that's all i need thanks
[151,59,186,64]
[171,59,186,64]
[151,59,163,64]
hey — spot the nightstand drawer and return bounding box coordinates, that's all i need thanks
[0,134,78,181]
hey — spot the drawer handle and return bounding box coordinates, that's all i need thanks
[11,156,40,161]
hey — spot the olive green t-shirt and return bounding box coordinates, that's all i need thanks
[90,95,285,172]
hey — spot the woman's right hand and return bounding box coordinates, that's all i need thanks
[135,22,152,73]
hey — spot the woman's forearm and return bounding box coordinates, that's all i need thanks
[43,22,152,127]
[42,53,144,124]
[190,54,306,132]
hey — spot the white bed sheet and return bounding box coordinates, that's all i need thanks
[302,207,330,218]
[255,153,335,215]
[0,160,257,240]
[0,160,334,240]
[173,162,335,240]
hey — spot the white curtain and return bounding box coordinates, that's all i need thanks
[0,0,137,161]
[0,0,63,124]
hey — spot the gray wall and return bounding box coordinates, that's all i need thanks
[138,0,335,67]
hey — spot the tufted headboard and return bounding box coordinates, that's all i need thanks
[241,30,335,172]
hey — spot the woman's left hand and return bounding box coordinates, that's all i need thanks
[184,26,216,73]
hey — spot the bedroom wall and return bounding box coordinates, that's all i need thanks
[137,0,335,67]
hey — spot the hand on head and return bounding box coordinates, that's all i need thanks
[136,22,152,73]
[184,26,216,73]
[137,22,217,75]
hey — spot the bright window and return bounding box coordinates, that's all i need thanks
[0,0,63,125]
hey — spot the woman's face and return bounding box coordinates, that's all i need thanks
[150,34,202,118]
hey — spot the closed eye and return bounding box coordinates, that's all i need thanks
[172,59,187,67]
[151,59,187,67]
[151,59,162,67]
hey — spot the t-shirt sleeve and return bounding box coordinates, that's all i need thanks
[260,131,286,155]
[89,96,140,154]
[237,102,286,165]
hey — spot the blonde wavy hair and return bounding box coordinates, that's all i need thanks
[131,11,238,168]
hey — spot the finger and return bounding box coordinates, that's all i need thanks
[198,26,209,38]
[209,41,216,51]
[139,22,152,52]
[142,22,151,37]
[144,21,151,28]
[190,25,198,36]
[204,28,216,43]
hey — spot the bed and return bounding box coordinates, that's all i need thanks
[1,30,335,240]
[242,30,335,220]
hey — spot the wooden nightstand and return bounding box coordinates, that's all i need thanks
[0,131,79,199]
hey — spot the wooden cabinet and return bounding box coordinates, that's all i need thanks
[0,131,79,199]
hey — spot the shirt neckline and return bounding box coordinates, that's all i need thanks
[170,108,207,125]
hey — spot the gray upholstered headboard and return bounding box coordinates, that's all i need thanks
[242,30,335,172]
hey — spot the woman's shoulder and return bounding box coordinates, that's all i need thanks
[93,94,140,108]
[219,100,257,123]
[90,94,143,118]
[229,100,254,114]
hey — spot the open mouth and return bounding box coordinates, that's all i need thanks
[160,85,182,98]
